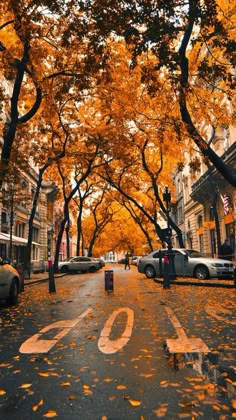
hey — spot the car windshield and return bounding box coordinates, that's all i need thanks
[185,249,205,258]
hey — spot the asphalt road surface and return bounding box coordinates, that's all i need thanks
[0,264,235,419]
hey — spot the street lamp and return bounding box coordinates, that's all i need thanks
[163,186,176,281]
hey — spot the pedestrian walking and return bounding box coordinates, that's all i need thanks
[124,253,130,270]
[219,239,234,261]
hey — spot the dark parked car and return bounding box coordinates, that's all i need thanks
[118,258,126,264]
[0,259,22,305]
[58,256,101,273]
[138,248,235,280]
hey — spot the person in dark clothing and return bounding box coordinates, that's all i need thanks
[219,239,234,261]
[124,253,130,270]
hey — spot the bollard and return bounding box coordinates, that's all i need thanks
[105,270,114,292]
[163,254,170,289]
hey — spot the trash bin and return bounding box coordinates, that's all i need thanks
[105,270,114,291]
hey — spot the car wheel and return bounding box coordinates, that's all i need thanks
[144,265,156,278]
[89,266,97,273]
[61,266,69,273]
[194,265,209,280]
[8,278,19,305]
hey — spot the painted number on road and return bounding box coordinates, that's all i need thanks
[19,307,134,355]
[98,307,134,354]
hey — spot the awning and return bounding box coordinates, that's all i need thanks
[0,232,27,245]
[0,233,42,246]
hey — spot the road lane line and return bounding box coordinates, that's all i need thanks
[19,308,92,354]
[165,306,209,353]
[98,307,134,354]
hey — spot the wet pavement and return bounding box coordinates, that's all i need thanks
[0,265,235,419]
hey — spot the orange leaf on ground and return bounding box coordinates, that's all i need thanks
[140,373,155,378]
[0,390,6,395]
[32,399,44,412]
[154,406,168,416]
[43,410,57,417]
[129,399,141,406]
[19,383,32,389]
[117,385,126,390]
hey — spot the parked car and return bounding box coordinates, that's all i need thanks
[138,248,235,280]
[118,258,126,264]
[58,256,102,273]
[131,256,143,266]
[92,258,106,268]
[0,259,22,305]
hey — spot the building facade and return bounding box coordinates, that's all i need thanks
[172,128,236,261]
[0,168,56,272]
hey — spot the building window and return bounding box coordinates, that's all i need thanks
[15,223,26,238]
[32,244,39,261]
[1,211,9,232]
[47,201,53,223]
[32,227,39,243]
[177,203,183,224]
[197,215,203,228]
[199,234,204,252]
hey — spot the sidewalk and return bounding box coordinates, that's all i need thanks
[23,271,66,286]
[23,270,236,288]
[154,276,235,288]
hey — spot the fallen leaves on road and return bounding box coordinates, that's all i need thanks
[43,410,58,417]
[19,383,32,388]
[60,381,71,386]
[128,399,142,406]
[32,399,44,411]
[0,274,234,420]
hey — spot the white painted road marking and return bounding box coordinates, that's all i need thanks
[165,306,209,353]
[19,308,92,354]
[98,307,134,354]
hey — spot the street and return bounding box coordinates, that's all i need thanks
[0,264,235,419]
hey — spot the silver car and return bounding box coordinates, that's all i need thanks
[0,260,22,305]
[92,258,106,268]
[58,256,101,273]
[138,248,235,280]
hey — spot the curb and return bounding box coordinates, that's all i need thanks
[24,273,67,286]
[154,278,235,289]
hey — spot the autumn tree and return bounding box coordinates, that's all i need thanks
[72,181,95,257]
[0,0,104,188]
[70,0,236,186]
[22,101,70,277]
[78,41,185,246]
[82,186,120,257]
[50,137,105,272]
